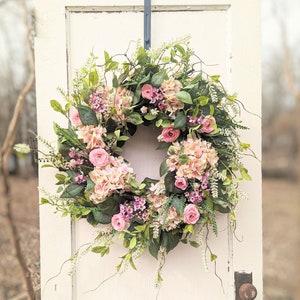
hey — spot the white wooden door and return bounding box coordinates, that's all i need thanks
[35,1,261,299]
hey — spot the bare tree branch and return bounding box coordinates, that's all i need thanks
[279,19,300,100]
[0,0,35,191]
[276,8,300,180]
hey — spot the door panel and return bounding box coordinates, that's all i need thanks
[35,1,261,299]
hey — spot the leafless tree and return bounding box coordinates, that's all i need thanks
[278,19,300,179]
[0,0,35,194]
[263,1,300,179]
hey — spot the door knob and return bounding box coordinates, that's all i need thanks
[235,271,258,300]
[239,282,257,300]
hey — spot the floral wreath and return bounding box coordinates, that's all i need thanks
[16,38,253,285]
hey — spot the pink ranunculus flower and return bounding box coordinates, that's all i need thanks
[200,115,216,133]
[111,213,130,231]
[160,126,180,143]
[183,204,200,224]
[174,176,188,190]
[89,148,109,167]
[69,107,82,127]
[141,84,154,100]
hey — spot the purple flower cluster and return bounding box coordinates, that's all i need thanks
[184,173,210,204]
[187,115,203,126]
[185,189,203,204]
[119,196,148,222]
[187,115,216,133]
[74,173,87,184]
[67,147,86,170]
[141,84,164,106]
[89,89,107,113]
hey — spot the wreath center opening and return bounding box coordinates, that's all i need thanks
[122,125,167,183]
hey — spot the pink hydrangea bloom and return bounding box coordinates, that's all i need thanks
[77,125,107,149]
[159,207,181,231]
[88,156,134,204]
[166,135,218,180]
[183,204,200,224]
[115,86,133,108]
[160,78,184,116]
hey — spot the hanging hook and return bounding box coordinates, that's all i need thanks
[144,0,151,49]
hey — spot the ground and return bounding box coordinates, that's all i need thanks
[0,175,299,299]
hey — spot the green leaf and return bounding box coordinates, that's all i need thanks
[128,112,143,125]
[106,118,118,133]
[159,159,168,176]
[106,61,119,72]
[144,114,157,121]
[191,73,202,84]
[151,70,168,87]
[138,73,151,85]
[226,93,237,103]
[160,230,181,253]
[175,44,185,56]
[118,135,129,142]
[171,196,185,216]
[86,177,95,191]
[92,246,109,257]
[55,173,68,184]
[88,70,98,85]
[189,240,200,248]
[240,143,251,150]
[41,164,53,168]
[40,197,49,204]
[240,167,252,181]
[112,74,119,88]
[97,194,123,216]
[56,186,63,193]
[77,105,98,126]
[210,253,218,261]
[211,75,220,82]
[60,184,84,198]
[156,141,170,150]
[92,211,112,224]
[129,236,137,249]
[164,172,175,193]
[149,239,160,259]
[50,99,64,114]
[198,96,209,106]
[104,50,110,63]
[183,224,194,234]
[173,111,186,129]
[129,256,137,270]
[176,91,193,104]
[137,46,148,65]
